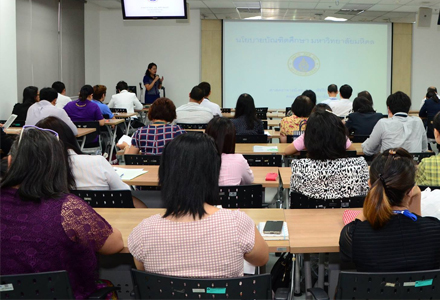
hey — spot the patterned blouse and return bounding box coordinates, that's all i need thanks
[128,209,255,278]
[416,154,440,186]
[280,115,308,136]
[290,157,369,199]
[131,124,185,155]
[0,188,113,299]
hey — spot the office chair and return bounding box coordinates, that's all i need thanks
[124,154,161,165]
[236,134,268,143]
[218,184,263,208]
[71,190,135,208]
[411,151,436,164]
[110,108,128,113]
[74,121,103,155]
[299,150,358,158]
[289,191,365,209]
[244,154,282,167]
[176,123,207,129]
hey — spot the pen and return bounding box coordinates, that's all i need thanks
[120,173,124,178]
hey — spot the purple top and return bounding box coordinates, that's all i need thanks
[64,100,104,122]
[0,188,113,299]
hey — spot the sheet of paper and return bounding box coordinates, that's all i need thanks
[253,146,279,152]
[244,260,256,275]
[114,167,148,180]
[264,130,272,136]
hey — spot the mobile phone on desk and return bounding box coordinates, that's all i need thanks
[265,172,278,181]
[263,221,284,234]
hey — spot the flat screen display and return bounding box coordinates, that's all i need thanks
[121,0,187,19]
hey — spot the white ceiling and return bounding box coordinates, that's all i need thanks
[88,0,440,22]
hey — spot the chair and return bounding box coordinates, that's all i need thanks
[110,108,128,113]
[236,135,268,143]
[125,154,161,165]
[218,184,263,208]
[285,107,291,116]
[411,151,436,164]
[131,269,272,300]
[256,112,267,120]
[71,190,135,208]
[221,108,232,113]
[244,154,282,166]
[419,185,440,191]
[0,270,119,299]
[262,120,268,130]
[289,191,365,209]
[299,150,358,158]
[308,269,440,300]
[176,123,207,129]
[256,107,268,113]
[74,121,102,154]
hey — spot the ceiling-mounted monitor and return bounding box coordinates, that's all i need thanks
[121,0,187,20]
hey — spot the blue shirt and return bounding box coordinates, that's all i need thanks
[92,100,114,119]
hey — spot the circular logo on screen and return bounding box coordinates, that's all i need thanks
[288,52,320,76]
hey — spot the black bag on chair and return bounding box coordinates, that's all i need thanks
[270,252,293,292]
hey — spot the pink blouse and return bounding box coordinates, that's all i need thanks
[219,153,254,186]
[293,133,352,151]
[128,209,255,278]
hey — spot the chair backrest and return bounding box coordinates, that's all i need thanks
[218,184,263,208]
[0,270,74,299]
[299,150,358,158]
[262,120,268,130]
[0,119,25,127]
[236,135,268,143]
[419,185,440,191]
[71,190,134,208]
[256,112,267,120]
[255,107,268,113]
[336,269,440,300]
[411,152,436,164]
[131,270,272,300]
[221,108,231,113]
[349,134,370,143]
[285,107,291,116]
[243,154,282,167]
[176,123,207,129]
[74,121,101,145]
[124,154,161,165]
[290,191,365,209]
[110,107,128,113]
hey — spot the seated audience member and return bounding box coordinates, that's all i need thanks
[357,90,373,105]
[206,117,253,186]
[198,82,222,117]
[302,89,317,106]
[419,86,438,109]
[12,86,39,121]
[52,81,72,109]
[329,84,353,117]
[280,95,314,143]
[128,133,269,275]
[92,85,115,119]
[0,127,124,299]
[231,93,264,135]
[64,85,105,126]
[175,86,213,124]
[345,96,383,136]
[25,87,78,135]
[417,112,440,186]
[321,84,338,105]
[285,104,356,155]
[362,91,428,156]
[419,91,440,139]
[122,97,185,155]
[108,81,143,114]
[36,116,129,191]
[339,148,440,272]
[290,110,369,199]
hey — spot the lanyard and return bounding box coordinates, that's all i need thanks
[393,210,417,221]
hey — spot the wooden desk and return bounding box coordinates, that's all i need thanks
[184,129,281,139]
[105,119,125,126]
[105,119,126,161]
[114,165,280,188]
[279,167,291,189]
[352,143,364,156]
[4,127,96,138]
[284,209,361,253]
[267,119,281,127]
[95,208,289,253]
[114,112,137,119]
[235,143,289,155]
[267,112,285,119]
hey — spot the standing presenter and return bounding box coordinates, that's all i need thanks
[143,62,163,104]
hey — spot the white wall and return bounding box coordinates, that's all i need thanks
[0,0,18,120]
[84,6,201,107]
[411,13,440,109]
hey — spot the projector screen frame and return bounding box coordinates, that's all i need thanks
[121,0,188,20]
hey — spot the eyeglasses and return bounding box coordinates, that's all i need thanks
[18,125,59,145]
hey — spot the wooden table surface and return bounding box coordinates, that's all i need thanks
[184,129,281,139]
[4,127,96,138]
[278,167,291,188]
[114,112,137,118]
[222,112,285,119]
[235,143,290,155]
[284,209,361,253]
[105,119,125,126]
[114,165,280,188]
[95,208,289,253]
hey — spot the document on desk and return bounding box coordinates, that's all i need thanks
[258,222,289,240]
[264,130,271,136]
[113,167,148,180]
[253,146,278,152]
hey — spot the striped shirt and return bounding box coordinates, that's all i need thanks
[416,154,440,187]
[131,124,185,155]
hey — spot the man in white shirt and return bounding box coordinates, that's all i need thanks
[108,81,143,114]
[25,87,78,135]
[328,84,353,117]
[176,86,213,124]
[198,82,222,117]
[419,86,438,109]
[362,91,428,156]
[321,84,339,105]
[52,81,72,109]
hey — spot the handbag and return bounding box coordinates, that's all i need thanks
[270,252,293,292]
[292,120,307,141]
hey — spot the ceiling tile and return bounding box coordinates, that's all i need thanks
[315,3,348,9]
[368,4,402,10]
[261,2,290,9]
[377,0,412,4]
[203,1,235,8]
[393,5,425,11]
[186,1,207,9]
[288,2,320,9]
